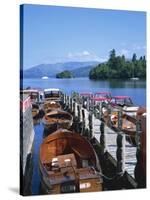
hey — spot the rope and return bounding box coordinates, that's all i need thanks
[98,171,124,180]
[91,166,124,181]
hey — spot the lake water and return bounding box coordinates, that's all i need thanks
[22,77,146,195]
[23,78,146,106]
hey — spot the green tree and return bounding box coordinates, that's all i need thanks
[132,53,137,62]
[56,70,73,78]
[89,50,146,80]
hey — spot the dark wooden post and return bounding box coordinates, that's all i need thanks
[117,110,122,129]
[68,96,70,110]
[74,102,77,116]
[73,101,76,116]
[62,93,64,104]
[77,105,81,122]
[98,102,102,120]
[116,133,125,175]
[116,110,125,174]
[81,109,85,135]
[88,111,94,138]
[87,97,90,111]
[63,93,66,104]
[69,96,73,112]
[134,118,144,187]
[100,121,106,155]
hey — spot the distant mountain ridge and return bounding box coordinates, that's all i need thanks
[23,61,99,78]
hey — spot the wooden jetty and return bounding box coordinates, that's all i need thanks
[62,92,146,189]
[28,88,146,193]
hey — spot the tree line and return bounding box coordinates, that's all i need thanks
[89,49,146,80]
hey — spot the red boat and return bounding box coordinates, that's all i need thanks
[94,92,111,99]
[110,96,133,107]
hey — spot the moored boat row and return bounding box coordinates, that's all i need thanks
[36,88,103,194]
[21,87,146,193]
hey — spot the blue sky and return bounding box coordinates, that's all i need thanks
[21,4,146,69]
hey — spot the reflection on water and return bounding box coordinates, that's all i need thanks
[31,121,44,195]
[89,79,146,88]
[23,78,146,106]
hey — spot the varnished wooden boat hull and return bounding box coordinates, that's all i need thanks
[103,111,136,145]
[42,110,73,133]
[43,101,62,113]
[39,129,103,194]
[32,104,40,119]
[32,109,39,119]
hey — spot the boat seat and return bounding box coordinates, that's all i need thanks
[56,153,77,168]
[71,147,89,160]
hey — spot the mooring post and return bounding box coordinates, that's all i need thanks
[134,118,143,187]
[62,93,64,104]
[66,95,68,105]
[88,111,94,138]
[117,110,122,129]
[100,121,106,155]
[87,97,90,111]
[72,101,76,116]
[63,93,66,104]
[81,109,85,135]
[116,110,125,175]
[99,102,102,120]
[74,102,77,117]
[108,104,113,127]
[68,96,71,110]
[135,118,142,148]
[77,104,81,122]
[116,133,125,175]
[70,96,73,112]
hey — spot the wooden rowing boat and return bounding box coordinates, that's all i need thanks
[44,88,62,101]
[39,129,103,194]
[134,109,146,186]
[42,110,73,132]
[43,101,62,113]
[104,107,146,146]
[32,103,39,119]
[104,110,137,145]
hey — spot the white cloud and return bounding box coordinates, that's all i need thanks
[82,50,90,56]
[132,44,146,50]
[120,49,129,56]
[67,50,107,62]
[68,51,91,58]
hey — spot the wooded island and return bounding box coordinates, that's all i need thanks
[56,70,73,78]
[89,49,146,80]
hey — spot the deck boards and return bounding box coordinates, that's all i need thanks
[74,105,137,179]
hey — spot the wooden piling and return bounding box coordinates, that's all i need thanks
[87,97,90,111]
[70,96,73,112]
[100,121,106,155]
[81,109,85,135]
[98,102,102,119]
[88,111,94,138]
[116,110,125,174]
[118,110,123,129]
[116,133,125,174]
[134,118,145,187]
[63,93,66,104]
[77,104,81,122]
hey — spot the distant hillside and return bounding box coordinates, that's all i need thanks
[71,65,95,77]
[23,61,99,78]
